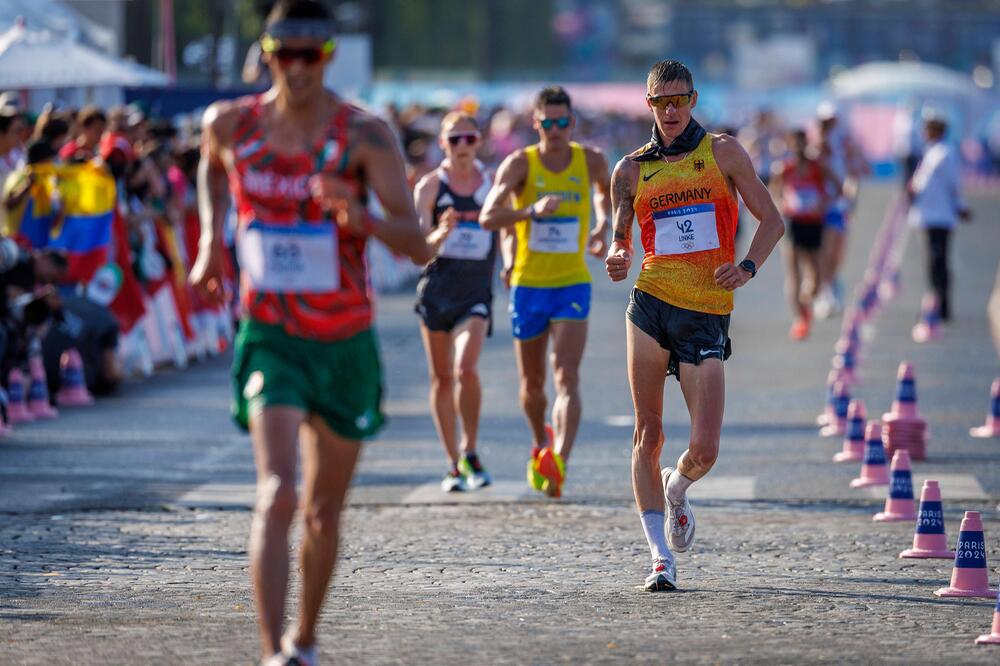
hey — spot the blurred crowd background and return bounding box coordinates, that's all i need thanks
[0,0,997,402]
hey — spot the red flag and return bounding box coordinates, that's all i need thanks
[108,206,147,333]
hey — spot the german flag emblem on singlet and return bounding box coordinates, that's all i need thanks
[693,159,705,172]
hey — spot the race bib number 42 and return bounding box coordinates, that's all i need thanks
[652,204,720,256]
[240,221,340,293]
[440,221,492,260]
[528,216,580,254]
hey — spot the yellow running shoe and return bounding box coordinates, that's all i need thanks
[526,454,547,491]
[536,448,565,497]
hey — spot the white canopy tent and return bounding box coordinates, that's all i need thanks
[828,61,977,100]
[0,21,168,90]
[0,0,114,54]
[0,19,168,112]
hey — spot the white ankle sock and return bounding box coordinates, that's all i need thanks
[640,510,672,562]
[666,469,695,503]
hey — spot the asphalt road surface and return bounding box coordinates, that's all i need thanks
[2,182,999,664]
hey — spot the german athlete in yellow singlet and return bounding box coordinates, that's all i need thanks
[605,60,785,592]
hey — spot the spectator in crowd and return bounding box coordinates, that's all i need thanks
[2,140,58,233]
[0,110,26,232]
[0,236,67,384]
[0,109,24,185]
[59,105,107,163]
[41,292,123,396]
[32,108,73,153]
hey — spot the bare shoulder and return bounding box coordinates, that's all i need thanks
[496,149,529,183]
[711,133,752,173]
[346,107,398,153]
[202,98,244,146]
[413,169,440,194]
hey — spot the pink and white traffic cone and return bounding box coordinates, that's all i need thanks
[56,348,94,407]
[6,368,34,425]
[975,587,1000,645]
[831,348,858,387]
[878,267,901,302]
[817,370,844,426]
[835,331,862,365]
[887,362,921,420]
[935,511,998,598]
[27,347,58,419]
[873,450,917,522]
[900,480,956,559]
[970,379,1000,439]
[834,399,867,463]
[850,421,889,488]
[912,293,944,343]
[820,381,851,437]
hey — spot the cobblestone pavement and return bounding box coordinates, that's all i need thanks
[3,500,1000,664]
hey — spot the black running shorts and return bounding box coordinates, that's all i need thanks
[626,288,732,380]
[788,219,823,250]
[415,287,492,335]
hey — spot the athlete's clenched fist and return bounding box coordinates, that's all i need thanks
[605,241,632,282]
[530,194,562,217]
[310,173,368,234]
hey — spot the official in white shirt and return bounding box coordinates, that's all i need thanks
[907,110,970,321]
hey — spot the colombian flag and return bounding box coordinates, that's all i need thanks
[5,162,116,283]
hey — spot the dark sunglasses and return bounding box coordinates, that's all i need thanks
[446,133,479,146]
[539,117,571,130]
[646,91,695,109]
[262,36,335,65]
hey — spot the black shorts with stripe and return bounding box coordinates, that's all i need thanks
[626,288,732,380]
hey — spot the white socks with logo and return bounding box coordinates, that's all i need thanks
[640,510,672,562]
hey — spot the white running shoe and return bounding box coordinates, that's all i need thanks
[458,454,492,490]
[644,558,677,592]
[661,467,696,553]
[440,469,466,493]
[813,288,835,321]
[281,632,317,666]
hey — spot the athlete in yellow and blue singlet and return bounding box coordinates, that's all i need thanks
[481,86,611,498]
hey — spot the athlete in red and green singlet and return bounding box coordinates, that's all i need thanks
[189,2,430,663]
[605,60,784,592]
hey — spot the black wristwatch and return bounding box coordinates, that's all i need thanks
[738,259,757,278]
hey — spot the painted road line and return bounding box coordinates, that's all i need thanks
[687,476,756,500]
[401,480,535,505]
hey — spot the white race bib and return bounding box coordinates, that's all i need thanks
[784,185,821,216]
[440,221,492,260]
[528,216,580,254]
[652,203,720,256]
[239,221,340,293]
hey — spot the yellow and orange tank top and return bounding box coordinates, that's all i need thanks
[633,134,738,315]
[511,142,591,288]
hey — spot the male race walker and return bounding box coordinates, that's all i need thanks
[481,86,611,497]
[190,1,430,662]
[606,60,784,591]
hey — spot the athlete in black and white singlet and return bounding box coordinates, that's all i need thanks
[413,110,497,494]
[415,162,496,331]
